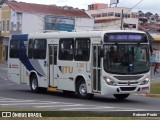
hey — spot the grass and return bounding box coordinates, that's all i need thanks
[150,81,160,94]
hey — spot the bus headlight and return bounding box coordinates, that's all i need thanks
[103,76,116,85]
[139,76,150,85]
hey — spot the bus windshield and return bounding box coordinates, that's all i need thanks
[103,44,150,74]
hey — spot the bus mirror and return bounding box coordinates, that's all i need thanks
[100,49,104,57]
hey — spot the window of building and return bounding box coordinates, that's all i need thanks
[59,38,74,60]
[10,39,19,58]
[6,20,10,31]
[28,39,47,59]
[102,13,108,17]
[123,14,130,18]
[108,12,114,16]
[115,13,121,17]
[91,14,96,18]
[74,38,90,61]
[96,13,101,18]
[2,20,5,32]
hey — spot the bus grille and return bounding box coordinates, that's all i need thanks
[120,87,136,91]
[114,75,143,80]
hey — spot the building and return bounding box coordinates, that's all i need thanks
[88,3,108,10]
[86,3,139,30]
[0,3,10,62]
[0,1,94,62]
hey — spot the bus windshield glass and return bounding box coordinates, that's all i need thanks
[103,44,150,74]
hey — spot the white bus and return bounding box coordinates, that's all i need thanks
[8,30,151,100]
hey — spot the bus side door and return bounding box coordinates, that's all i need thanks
[92,45,101,92]
[48,45,58,87]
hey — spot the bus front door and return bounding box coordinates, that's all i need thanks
[48,45,58,87]
[92,45,101,92]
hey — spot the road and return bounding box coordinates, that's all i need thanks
[0,62,160,112]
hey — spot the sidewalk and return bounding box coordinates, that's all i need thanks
[0,61,8,80]
[150,67,160,81]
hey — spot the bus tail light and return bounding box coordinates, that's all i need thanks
[103,76,116,85]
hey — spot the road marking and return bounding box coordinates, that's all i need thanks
[35,104,88,108]
[61,106,114,111]
[0,100,35,102]
[0,76,8,80]
[0,97,148,111]
[0,97,16,101]
[0,102,60,106]
[0,84,17,86]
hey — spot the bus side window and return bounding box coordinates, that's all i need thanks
[10,39,19,58]
[59,38,74,60]
[32,39,47,59]
[28,39,33,59]
[74,38,90,61]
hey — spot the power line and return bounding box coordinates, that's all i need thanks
[126,0,144,14]
[121,0,144,29]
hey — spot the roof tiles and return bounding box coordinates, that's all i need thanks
[7,1,90,18]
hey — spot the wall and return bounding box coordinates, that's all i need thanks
[94,19,121,30]
[22,13,44,34]
[74,18,94,31]
[1,4,11,36]
[10,9,22,34]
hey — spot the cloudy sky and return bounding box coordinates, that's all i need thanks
[17,0,159,14]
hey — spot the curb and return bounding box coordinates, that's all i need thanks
[0,76,8,81]
[145,94,160,98]
[134,94,160,98]
[0,61,8,65]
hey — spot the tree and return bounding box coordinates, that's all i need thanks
[155,13,159,21]
[138,10,144,17]
[145,12,153,19]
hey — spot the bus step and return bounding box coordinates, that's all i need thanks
[48,87,57,92]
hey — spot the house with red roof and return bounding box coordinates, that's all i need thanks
[6,1,94,33]
[0,1,94,62]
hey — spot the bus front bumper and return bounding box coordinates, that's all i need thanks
[101,82,150,95]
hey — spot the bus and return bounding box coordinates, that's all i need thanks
[8,30,151,100]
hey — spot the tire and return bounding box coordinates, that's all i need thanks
[30,75,47,93]
[76,79,94,99]
[113,94,129,100]
[30,75,39,92]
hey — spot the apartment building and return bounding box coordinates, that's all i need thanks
[86,3,139,30]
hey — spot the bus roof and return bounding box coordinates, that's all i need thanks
[28,30,146,39]
[11,34,28,39]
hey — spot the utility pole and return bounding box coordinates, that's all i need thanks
[121,10,124,30]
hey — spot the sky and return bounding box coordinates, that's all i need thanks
[17,0,159,14]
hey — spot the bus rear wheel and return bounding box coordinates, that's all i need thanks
[113,94,129,100]
[30,75,39,92]
[30,75,47,93]
[76,80,93,99]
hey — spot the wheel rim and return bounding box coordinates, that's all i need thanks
[32,78,37,90]
[79,83,87,96]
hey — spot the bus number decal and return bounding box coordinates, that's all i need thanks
[59,66,73,74]
[77,63,84,68]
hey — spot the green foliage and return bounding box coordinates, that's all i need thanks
[151,81,160,94]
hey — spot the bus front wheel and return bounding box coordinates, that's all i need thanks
[76,80,93,99]
[113,94,129,100]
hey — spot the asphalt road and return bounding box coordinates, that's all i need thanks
[0,62,160,112]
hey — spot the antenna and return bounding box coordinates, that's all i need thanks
[110,0,119,7]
